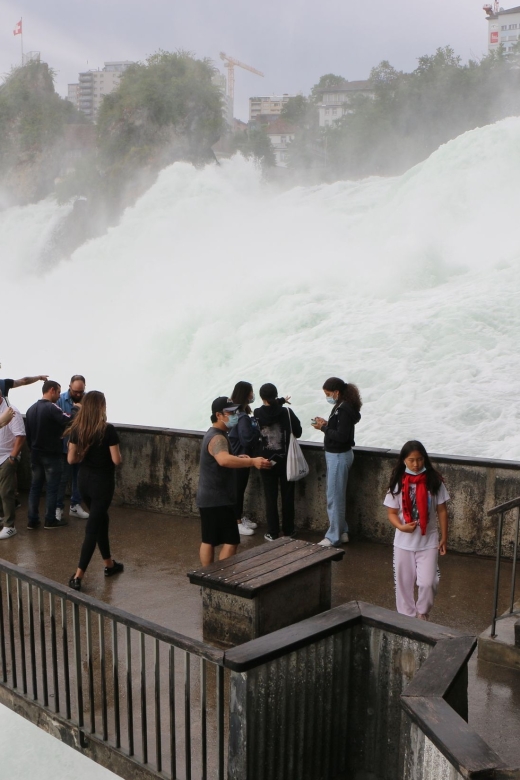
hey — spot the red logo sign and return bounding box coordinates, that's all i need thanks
[491,31,499,43]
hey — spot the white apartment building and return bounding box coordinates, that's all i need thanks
[265,120,296,167]
[249,94,295,121]
[316,81,374,127]
[68,61,134,120]
[485,4,520,52]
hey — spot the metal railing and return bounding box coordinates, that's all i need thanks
[487,496,520,638]
[0,558,226,780]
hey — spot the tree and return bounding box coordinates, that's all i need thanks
[97,50,224,171]
[0,60,85,204]
[229,126,275,168]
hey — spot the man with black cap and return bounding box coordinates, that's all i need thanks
[196,397,272,566]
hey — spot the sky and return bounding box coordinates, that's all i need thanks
[0,0,492,120]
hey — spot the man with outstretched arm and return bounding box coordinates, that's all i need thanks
[196,397,272,566]
[0,371,49,399]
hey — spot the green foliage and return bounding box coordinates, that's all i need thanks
[311,73,348,102]
[280,95,310,127]
[96,50,224,170]
[229,126,275,168]
[289,46,520,179]
[0,61,83,169]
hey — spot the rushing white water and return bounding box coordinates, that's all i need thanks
[2,117,520,459]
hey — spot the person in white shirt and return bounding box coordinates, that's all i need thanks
[0,387,26,539]
[383,440,449,621]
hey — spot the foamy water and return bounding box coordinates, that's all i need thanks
[1,117,520,774]
[1,118,520,461]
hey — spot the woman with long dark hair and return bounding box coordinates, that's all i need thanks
[66,391,123,591]
[384,440,449,620]
[229,381,261,536]
[255,383,302,540]
[312,377,362,547]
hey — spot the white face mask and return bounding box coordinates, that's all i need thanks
[326,396,337,405]
[249,393,255,404]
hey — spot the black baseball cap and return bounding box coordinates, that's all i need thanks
[211,397,240,415]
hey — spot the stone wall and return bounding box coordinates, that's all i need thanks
[20,424,520,557]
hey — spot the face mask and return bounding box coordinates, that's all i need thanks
[249,394,255,404]
[405,466,427,475]
[326,396,337,405]
[225,414,239,428]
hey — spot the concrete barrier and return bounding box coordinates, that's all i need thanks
[19,424,520,557]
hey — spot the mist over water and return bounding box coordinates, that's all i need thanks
[2,117,520,459]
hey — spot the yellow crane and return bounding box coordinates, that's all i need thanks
[219,52,264,119]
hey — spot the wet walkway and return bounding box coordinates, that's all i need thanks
[1,499,519,767]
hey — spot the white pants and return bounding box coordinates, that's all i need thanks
[393,546,439,618]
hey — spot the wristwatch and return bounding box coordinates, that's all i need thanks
[8,456,16,462]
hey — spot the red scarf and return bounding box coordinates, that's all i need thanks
[401,472,429,536]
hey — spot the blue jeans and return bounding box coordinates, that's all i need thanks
[57,456,82,509]
[28,453,63,524]
[325,449,354,545]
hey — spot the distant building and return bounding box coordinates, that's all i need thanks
[211,70,233,127]
[484,3,520,52]
[249,94,295,121]
[265,119,296,167]
[315,81,374,127]
[68,61,134,121]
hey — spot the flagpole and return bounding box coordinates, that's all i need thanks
[20,17,23,65]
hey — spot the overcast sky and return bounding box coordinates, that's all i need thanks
[0,0,491,120]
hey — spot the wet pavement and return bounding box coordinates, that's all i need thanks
[1,499,519,767]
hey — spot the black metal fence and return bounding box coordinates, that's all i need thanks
[487,496,520,638]
[0,558,226,780]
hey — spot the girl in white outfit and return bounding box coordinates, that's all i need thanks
[384,440,449,621]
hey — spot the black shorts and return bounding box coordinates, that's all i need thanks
[199,505,240,547]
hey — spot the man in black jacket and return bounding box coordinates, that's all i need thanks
[25,380,77,530]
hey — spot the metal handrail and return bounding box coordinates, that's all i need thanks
[487,497,520,638]
[0,557,226,780]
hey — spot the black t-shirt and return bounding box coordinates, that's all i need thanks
[0,379,14,398]
[70,423,120,472]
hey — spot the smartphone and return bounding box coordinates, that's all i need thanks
[4,397,10,408]
[311,418,317,424]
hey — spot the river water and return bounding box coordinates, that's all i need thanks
[1,117,520,774]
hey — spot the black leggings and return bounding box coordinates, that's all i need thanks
[77,469,115,572]
[260,460,295,538]
[235,467,250,520]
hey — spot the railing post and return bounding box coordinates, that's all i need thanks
[73,602,84,727]
[509,507,520,614]
[491,512,504,638]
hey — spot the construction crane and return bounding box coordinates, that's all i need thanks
[219,52,264,119]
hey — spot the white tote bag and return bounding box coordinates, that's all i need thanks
[286,408,309,481]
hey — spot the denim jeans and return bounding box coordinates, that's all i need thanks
[57,455,82,509]
[325,449,354,545]
[28,453,63,524]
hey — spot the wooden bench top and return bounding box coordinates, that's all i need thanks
[187,538,344,598]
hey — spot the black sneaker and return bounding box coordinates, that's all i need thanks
[69,575,82,591]
[105,560,124,577]
[27,520,41,530]
[264,533,278,542]
[15,499,22,509]
[44,518,68,529]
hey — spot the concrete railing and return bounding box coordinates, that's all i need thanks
[18,424,520,556]
[224,602,514,780]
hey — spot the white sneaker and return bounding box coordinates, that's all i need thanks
[70,505,89,519]
[55,508,63,521]
[317,538,334,547]
[238,522,254,536]
[340,533,349,544]
[0,527,17,540]
[241,516,258,529]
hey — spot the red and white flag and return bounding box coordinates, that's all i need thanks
[13,19,22,36]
